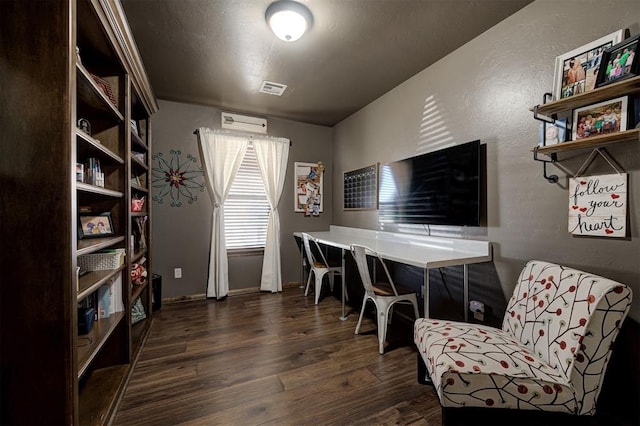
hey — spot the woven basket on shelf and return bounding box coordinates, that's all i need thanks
[78,249,125,271]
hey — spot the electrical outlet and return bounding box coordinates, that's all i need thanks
[174,268,182,279]
[470,300,485,321]
[469,300,484,313]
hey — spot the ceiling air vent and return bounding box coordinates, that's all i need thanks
[259,80,287,96]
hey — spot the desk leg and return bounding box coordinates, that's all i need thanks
[423,268,429,318]
[463,264,469,322]
[299,239,305,288]
[340,247,348,321]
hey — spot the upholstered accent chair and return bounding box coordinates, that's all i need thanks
[414,260,632,425]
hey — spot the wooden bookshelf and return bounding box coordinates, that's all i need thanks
[0,0,158,424]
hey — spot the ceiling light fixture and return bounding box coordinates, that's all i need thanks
[265,0,313,42]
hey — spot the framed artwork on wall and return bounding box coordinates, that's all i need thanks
[552,29,626,100]
[569,173,627,238]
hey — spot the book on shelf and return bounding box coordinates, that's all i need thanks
[97,285,111,319]
[84,157,104,187]
[97,274,124,319]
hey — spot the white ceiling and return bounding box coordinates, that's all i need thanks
[121,0,534,126]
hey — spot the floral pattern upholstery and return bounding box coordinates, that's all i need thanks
[414,260,632,415]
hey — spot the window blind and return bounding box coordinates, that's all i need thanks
[224,145,269,250]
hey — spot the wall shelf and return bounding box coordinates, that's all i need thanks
[536,128,640,155]
[534,75,640,117]
[532,75,639,183]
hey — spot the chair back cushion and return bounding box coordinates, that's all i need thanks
[502,260,632,414]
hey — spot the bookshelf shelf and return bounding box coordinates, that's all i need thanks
[77,267,125,301]
[78,365,129,426]
[132,248,148,263]
[131,183,148,193]
[131,280,148,302]
[77,311,125,378]
[131,131,148,151]
[77,130,125,164]
[131,156,148,170]
[77,236,125,256]
[77,63,124,123]
[77,182,124,197]
[131,317,151,356]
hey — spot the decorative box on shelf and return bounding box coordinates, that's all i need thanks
[131,196,145,212]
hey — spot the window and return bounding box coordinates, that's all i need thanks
[224,145,270,250]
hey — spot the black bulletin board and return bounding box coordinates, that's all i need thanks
[343,164,378,211]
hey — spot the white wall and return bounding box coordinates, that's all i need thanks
[332,0,640,321]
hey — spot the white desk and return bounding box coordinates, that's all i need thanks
[294,225,492,320]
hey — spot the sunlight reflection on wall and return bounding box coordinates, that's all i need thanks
[378,94,484,239]
[417,95,454,154]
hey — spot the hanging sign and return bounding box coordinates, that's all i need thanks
[568,173,627,237]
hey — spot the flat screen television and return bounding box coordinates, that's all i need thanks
[378,140,481,226]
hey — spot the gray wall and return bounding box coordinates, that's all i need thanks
[151,100,332,298]
[332,0,640,321]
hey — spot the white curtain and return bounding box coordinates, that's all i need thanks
[197,128,248,299]
[253,137,290,293]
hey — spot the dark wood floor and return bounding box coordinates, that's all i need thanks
[114,286,442,425]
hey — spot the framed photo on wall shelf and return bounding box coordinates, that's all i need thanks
[538,118,567,146]
[595,34,639,88]
[78,212,115,239]
[572,96,628,141]
[552,29,626,100]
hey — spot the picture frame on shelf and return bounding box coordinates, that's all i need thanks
[77,118,91,135]
[633,94,640,129]
[595,34,639,88]
[538,118,567,146]
[78,212,115,239]
[553,29,626,100]
[130,119,139,136]
[572,96,628,141]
